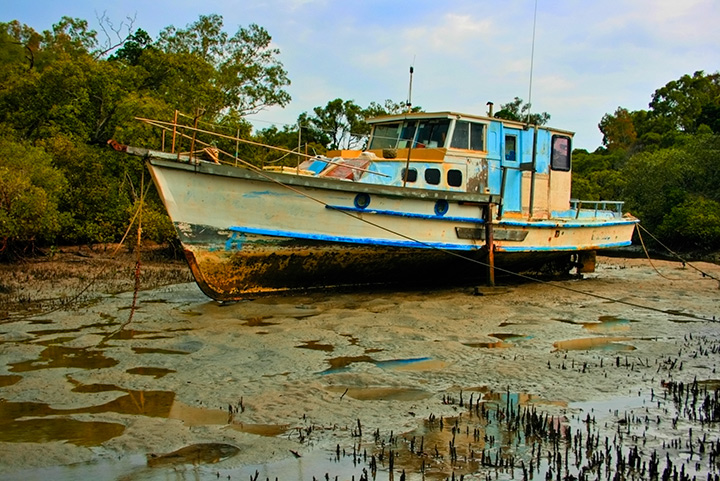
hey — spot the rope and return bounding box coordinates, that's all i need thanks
[637,223,719,282]
[636,226,686,281]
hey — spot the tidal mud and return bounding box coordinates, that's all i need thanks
[0,255,718,480]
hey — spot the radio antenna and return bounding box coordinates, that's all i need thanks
[526,0,538,125]
[406,58,415,112]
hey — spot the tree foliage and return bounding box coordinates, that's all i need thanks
[493,97,550,126]
[154,14,291,116]
[0,14,291,254]
[299,98,421,151]
[573,70,720,252]
[0,132,66,253]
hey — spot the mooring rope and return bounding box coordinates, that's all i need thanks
[637,223,719,282]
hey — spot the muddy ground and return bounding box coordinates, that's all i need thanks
[0,248,719,480]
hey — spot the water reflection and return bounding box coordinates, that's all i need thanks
[553,336,636,351]
[321,356,445,374]
[9,345,119,372]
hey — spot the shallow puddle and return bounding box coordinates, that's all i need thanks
[242,316,278,327]
[326,386,433,401]
[296,340,335,352]
[104,329,162,340]
[146,443,239,467]
[229,422,290,436]
[9,345,119,372]
[553,336,636,351]
[582,315,632,332]
[377,357,447,371]
[28,327,87,336]
[464,333,532,349]
[322,356,445,374]
[0,374,22,387]
[0,417,125,446]
[125,367,176,378]
[0,381,235,446]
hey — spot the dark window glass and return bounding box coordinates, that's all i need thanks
[450,121,469,149]
[415,119,450,148]
[398,121,418,149]
[551,135,571,171]
[470,123,485,151]
[447,169,463,187]
[505,135,517,161]
[401,168,417,183]
[425,168,441,185]
[450,121,485,151]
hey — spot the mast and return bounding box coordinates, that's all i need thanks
[406,65,414,112]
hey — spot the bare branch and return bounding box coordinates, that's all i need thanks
[93,11,137,59]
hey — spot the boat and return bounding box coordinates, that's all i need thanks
[110,110,638,300]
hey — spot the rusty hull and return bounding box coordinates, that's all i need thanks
[176,225,575,300]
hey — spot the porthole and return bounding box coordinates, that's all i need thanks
[435,199,449,216]
[425,168,441,185]
[447,169,463,187]
[401,168,417,183]
[354,193,371,209]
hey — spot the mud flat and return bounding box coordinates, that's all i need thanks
[0,255,719,480]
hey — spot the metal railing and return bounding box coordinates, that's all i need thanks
[570,199,625,218]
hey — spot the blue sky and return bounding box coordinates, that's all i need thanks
[3,0,719,150]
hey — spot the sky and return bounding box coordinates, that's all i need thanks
[3,0,719,150]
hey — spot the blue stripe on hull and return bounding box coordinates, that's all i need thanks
[326,205,484,224]
[498,219,639,229]
[227,225,634,252]
[496,240,633,253]
[228,225,479,251]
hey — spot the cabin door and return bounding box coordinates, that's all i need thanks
[501,127,522,214]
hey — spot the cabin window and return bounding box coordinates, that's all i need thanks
[369,123,401,149]
[415,119,450,148]
[450,121,485,151]
[505,135,517,161]
[401,168,417,183]
[425,168,441,185]
[447,169,463,187]
[551,135,571,171]
[398,121,418,148]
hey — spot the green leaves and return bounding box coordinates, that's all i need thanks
[0,134,66,252]
[154,16,290,116]
[493,97,550,126]
[649,71,720,134]
[298,98,418,151]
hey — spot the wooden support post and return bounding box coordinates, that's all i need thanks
[484,205,495,286]
[171,110,178,153]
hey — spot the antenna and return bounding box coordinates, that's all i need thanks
[406,58,415,112]
[526,0,538,125]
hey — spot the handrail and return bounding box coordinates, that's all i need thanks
[570,199,625,218]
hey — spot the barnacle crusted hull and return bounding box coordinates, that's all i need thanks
[176,225,576,299]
